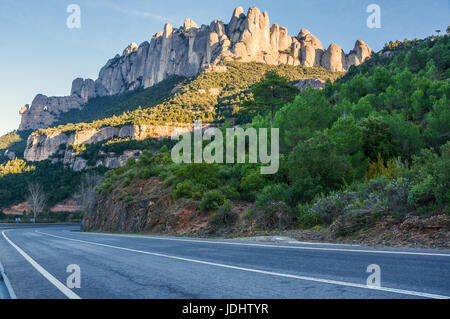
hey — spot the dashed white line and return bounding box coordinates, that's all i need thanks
[37,230,449,299]
[1,230,81,299]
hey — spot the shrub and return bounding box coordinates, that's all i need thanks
[220,185,240,200]
[209,200,239,230]
[288,132,351,204]
[253,201,296,230]
[296,204,324,228]
[258,184,290,204]
[200,190,225,212]
[173,180,206,201]
[306,191,359,225]
[407,143,450,213]
[365,154,403,181]
[240,171,266,201]
[173,180,194,200]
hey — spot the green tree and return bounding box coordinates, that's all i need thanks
[275,89,337,152]
[244,71,298,125]
[287,132,351,204]
[360,116,399,161]
[329,116,368,181]
[425,95,450,149]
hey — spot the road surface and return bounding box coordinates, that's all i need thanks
[0,225,449,299]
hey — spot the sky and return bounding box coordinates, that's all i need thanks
[0,0,449,136]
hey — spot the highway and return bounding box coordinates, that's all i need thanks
[0,225,449,299]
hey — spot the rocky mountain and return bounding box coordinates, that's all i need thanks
[24,123,198,170]
[19,6,372,131]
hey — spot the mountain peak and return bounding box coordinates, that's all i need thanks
[18,5,372,131]
[183,18,198,30]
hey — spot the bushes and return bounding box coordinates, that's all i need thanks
[406,143,450,214]
[252,200,296,230]
[287,132,351,204]
[0,130,31,161]
[200,190,225,212]
[173,180,205,201]
[0,159,35,177]
[275,89,337,151]
[209,200,239,230]
[359,116,399,162]
[240,171,265,201]
[365,155,403,181]
[0,160,105,209]
[296,204,323,228]
[257,184,290,204]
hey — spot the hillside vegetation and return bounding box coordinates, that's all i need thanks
[35,61,341,136]
[88,36,449,245]
[0,130,32,163]
[0,159,106,210]
[0,61,339,212]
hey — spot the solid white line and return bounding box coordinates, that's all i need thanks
[37,230,449,299]
[0,260,17,299]
[76,231,450,257]
[1,231,81,299]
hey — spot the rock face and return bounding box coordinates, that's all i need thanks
[294,79,326,91]
[24,123,213,170]
[19,78,94,130]
[19,6,372,131]
[3,150,16,160]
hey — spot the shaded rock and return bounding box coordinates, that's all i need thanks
[294,79,326,91]
[4,150,16,160]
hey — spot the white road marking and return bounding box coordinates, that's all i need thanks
[1,230,81,299]
[0,260,17,299]
[75,230,450,257]
[37,230,449,299]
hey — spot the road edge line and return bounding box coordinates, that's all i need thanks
[0,260,17,299]
[1,230,81,299]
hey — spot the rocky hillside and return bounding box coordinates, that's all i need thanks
[24,124,197,171]
[19,6,371,131]
[21,61,340,171]
[84,35,449,247]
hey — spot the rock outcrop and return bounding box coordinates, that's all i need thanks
[3,150,16,160]
[19,6,372,131]
[294,79,326,91]
[24,123,214,170]
[19,78,94,130]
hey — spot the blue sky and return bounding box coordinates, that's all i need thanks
[0,0,449,136]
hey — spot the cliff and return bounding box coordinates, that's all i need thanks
[24,123,207,171]
[19,6,372,131]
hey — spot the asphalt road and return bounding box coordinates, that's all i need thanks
[0,225,449,299]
